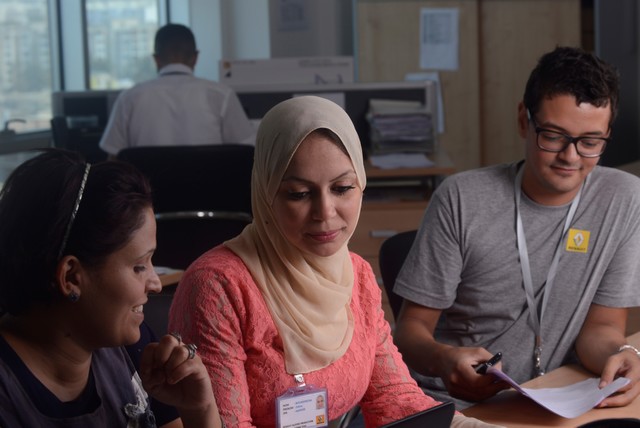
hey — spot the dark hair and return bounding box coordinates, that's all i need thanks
[0,149,153,315]
[523,46,620,127]
[154,23,197,62]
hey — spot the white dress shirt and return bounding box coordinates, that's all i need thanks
[99,64,256,155]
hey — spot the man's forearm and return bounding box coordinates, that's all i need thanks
[394,317,453,377]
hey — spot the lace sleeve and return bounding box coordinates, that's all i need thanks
[355,260,441,426]
[168,263,256,428]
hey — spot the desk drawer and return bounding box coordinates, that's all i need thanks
[350,203,426,258]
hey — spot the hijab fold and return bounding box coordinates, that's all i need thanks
[226,96,367,374]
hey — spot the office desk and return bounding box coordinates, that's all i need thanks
[462,331,640,427]
[364,150,455,180]
[158,270,183,288]
[353,151,455,260]
[351,151,455,324]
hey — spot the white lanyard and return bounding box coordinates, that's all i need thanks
[514,166,584,376]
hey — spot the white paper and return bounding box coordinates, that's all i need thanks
[487,367,630,418]
[277,0,309,32]
[420,8,459,70]
[154,266,181,275]
[220,57,354,86]
[369,153,434,169]
[405,71,445,133]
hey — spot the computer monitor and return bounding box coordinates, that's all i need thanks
[232,81,438,155]
[51,90,121,127]
[51,80,438,156]
[50,90,122,162]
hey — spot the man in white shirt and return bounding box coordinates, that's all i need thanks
[100,24,255,157]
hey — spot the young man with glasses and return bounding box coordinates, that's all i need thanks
[392,46,640,410]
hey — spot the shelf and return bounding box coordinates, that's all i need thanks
[364,150,455,179]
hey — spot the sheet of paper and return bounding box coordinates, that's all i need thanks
[405,71,445,133]
[420,8,459,70]
[369,153,434,169]
[154,266,182,275]
[487,367,630,418]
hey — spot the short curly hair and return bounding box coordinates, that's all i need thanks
[523,46,620,127]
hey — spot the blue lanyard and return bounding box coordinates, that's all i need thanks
[514,165,585,376]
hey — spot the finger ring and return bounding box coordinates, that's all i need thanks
[185,343,197,360]
[169,332,182,344]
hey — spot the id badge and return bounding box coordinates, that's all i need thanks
[276,385,328,428]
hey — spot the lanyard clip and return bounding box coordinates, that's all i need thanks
[294,374,306,388]
[534,337,545,377]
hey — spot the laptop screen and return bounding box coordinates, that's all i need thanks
[380,402,455,428]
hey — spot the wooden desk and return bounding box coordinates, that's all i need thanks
[462,332,640,427]
[364,150,456,180]
[617,160,640,177]
[352,151,455,324]
[159,270,183,288]
[353,151,456,266]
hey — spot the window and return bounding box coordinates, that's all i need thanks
[0,0,53,132]
[85,0,160,89]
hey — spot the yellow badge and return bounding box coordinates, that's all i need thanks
[566,229,590,253]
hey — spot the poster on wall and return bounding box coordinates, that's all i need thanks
[420,8,459,71]
[277,0,309,32]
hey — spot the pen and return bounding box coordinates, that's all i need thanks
[475,352,502,374]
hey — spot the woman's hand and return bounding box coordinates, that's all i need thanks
[139,333,222,428]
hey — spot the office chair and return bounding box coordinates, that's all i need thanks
[117,144,254,213]
[153,211,251,270]
[50,116,108,163]
[50,116,69,148]
[378,229,418,322]
[144,284,177,337]
[117,144,254,270]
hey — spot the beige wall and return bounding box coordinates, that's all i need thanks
[356,0,581,172]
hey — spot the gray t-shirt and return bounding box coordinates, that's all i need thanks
[394,162,640,407]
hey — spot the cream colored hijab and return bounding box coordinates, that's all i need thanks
[226,96,367,374]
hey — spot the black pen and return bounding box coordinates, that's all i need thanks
[475,352,502,374]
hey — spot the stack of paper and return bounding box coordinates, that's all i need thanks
[367,99,436,154]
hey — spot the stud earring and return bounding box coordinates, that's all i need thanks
[68,292,79,303]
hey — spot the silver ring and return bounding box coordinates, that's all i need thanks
[186,343,197,360]
[169,332,182,344]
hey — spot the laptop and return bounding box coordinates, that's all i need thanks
[380,402,455,428]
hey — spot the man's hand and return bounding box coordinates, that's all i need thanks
[596,345,640,408]
[395,302,509,402]
[576,304,640,408]
[435,346,510,402]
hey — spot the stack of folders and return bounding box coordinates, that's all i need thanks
[367,99,436,154]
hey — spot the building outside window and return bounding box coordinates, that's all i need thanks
[0,0,160,136]
[0,0,52,132]
[85,0,159,89]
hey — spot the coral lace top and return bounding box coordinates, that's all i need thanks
[168,245,440,427]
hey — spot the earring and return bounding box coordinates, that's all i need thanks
[68,291,79,303]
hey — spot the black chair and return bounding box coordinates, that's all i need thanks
[117,144,254,270]
[50,116,108,163]
[153,211,251,270]
[378,229,417,322]
[144,284,178,337]
[117,144,254,214]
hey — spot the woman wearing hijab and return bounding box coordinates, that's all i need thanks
[168,96,498,428]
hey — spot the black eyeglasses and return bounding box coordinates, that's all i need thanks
[527,109,609,158]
